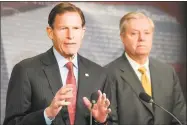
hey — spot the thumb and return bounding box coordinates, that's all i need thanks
[83,97,92,110]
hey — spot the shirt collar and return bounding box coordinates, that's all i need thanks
[125,52,149,71]
[53,47,78,68]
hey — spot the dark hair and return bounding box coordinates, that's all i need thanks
[48,2,85,28]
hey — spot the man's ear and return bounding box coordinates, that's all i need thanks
[82,26,86,38]
[120,33,124,43]
[46,26,53,40]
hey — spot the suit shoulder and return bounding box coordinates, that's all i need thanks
[15,52,45,68]
[79,55,102,68]
[150,58,174,70]
[105,56,123,70]
[79,55,105,73]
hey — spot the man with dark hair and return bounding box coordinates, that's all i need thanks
[3,2,111,125]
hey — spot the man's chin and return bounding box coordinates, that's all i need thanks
[65,52,76,58]
[60,51,77,59]
[137,50,149,55]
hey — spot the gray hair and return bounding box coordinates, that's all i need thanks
[119,12,154,34]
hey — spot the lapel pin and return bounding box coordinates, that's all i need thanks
[85,73,89,77]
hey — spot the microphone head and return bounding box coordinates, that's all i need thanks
[139,92,152,103]
[90,91,98,104]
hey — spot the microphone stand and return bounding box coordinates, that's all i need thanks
[152,101,183,125]
[139,92,184,125]
[90,110,93,125]
[90,100,96,125]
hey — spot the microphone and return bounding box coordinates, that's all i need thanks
[90,92,98,108]
[139,92,153,103]
[90,92,98,125]
[139,92,183,125]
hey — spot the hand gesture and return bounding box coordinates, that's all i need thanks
[45,84,73,119]
[83,90,111,123]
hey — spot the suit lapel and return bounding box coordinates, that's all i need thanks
[77,56,90,100]
[40,48,68,125]
[149,60,163,103]
[74,55,91,124]
[119,54,154,115]
[43,65,62,95]
[41,48,62,95]
[149,59,163,122]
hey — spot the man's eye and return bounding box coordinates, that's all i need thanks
[145,32,150,34]
[74,27,80,30]
[131,32,138,36]
[60,27,67,30]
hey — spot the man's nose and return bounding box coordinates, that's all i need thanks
[138,32,145,41]
[67,29,74,40]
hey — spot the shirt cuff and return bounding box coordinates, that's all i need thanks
[44,109,54,125]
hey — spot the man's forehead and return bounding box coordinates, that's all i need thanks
[128,18,150,24]
[127,18,152,29]
[53,12,82,27]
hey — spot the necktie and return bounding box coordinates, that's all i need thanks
[66,62,77,125]
[138,67,152,96]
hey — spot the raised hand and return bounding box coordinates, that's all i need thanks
[45,84,73,119]
[83,90,111,123]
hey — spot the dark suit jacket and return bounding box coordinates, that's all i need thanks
[3,48,110,125]
[105,54,186,125]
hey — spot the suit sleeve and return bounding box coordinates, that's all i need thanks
[3,63,46,125]
[171,68,186,125]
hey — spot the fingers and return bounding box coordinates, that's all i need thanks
[54,100,71,108]
[50,85,74,109]
[46,85,75,118]
[96,90,111,112]
[89,90,111,110]
[104,98,110,108]
[106,108,111,114]
[97,90,103,104]
[98,96,110,110]
[97,90,110,108]
[57,94,73,100]
[101,93,107,105]
[58,85,73,95]
[58,85,74,98]
[83,97,92,110]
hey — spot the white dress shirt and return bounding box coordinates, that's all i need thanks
[125,52,151,84]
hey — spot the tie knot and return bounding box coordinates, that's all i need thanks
[138,67,146,74]
[66,62,73,71]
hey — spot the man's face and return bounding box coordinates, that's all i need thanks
[47,12,85,58]
[121,18,153,57]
